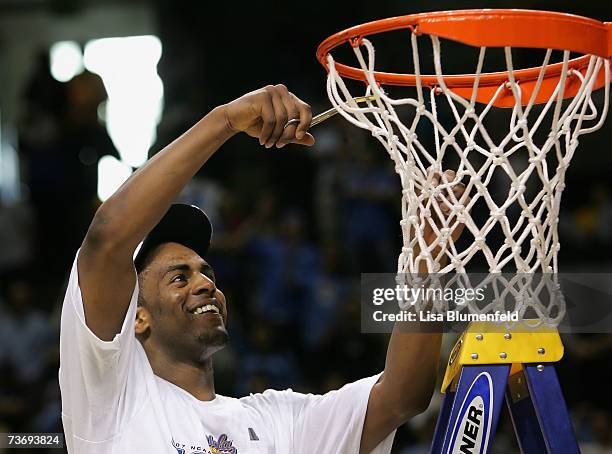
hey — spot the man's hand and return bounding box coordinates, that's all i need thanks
[223,84,315,149]
[423,169,468,246]
[415,169,469,271]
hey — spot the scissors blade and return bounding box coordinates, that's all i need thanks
[284,95,378,130]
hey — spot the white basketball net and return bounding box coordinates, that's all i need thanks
[326,32,610,325]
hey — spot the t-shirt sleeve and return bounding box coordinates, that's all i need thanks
[59,250,144,441]
[245,374,396,453]
[292,374,396,453]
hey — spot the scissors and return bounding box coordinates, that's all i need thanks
[284,95,378,130]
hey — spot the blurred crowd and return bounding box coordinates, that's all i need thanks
[1,3,612,452]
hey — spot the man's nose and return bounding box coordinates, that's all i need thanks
[192,273,216,296]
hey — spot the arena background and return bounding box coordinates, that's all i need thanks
[0,0,610,452]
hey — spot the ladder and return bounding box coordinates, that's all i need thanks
[430,322,579,454]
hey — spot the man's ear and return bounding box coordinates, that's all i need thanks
[135,306,150,335]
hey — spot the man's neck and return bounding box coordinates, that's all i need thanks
[144,345,216,401]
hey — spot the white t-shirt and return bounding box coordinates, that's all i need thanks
[59,253,396,453]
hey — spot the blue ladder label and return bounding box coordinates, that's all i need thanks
[448,372,493,454]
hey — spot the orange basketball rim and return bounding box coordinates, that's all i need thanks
[317,9,612,107]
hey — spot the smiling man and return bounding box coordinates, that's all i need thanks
[59,85,453,453]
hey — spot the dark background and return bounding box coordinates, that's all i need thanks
[0,0,611,452]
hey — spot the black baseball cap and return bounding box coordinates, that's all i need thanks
[134,204,213,272]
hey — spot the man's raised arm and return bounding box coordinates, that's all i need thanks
[77,85,313,341]
[359,170,467,453]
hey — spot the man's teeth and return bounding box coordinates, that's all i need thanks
[192,305,220,315]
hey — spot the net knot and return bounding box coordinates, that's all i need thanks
[440,227,452,240]
[511,181,527,192]
[528,154,545,164]
[452,203,463,212]
[451,258,463,269]
[490,209,505,220]
[491,147,505,165]
[443,136,456,146]
[371,128,385,138]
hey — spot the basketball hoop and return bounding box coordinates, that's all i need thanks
[317,9,611,326]
[317,10,611,107]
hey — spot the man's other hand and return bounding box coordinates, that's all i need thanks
[223,84,315,149]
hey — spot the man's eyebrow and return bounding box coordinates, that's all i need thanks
[164,262,214,276]
[164,263,190,276]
